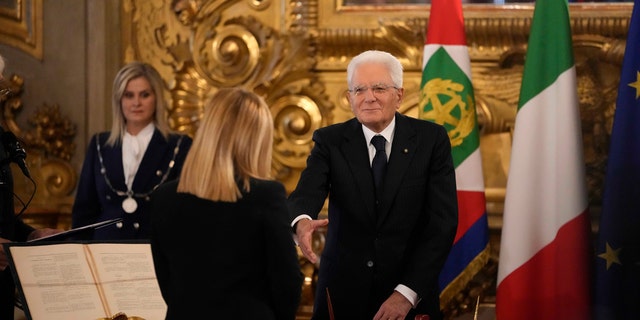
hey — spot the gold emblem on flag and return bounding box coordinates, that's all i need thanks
[420,78,475,147]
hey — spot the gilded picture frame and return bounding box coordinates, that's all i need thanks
[0,0,42,59]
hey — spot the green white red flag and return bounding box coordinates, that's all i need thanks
[495,0,592,319]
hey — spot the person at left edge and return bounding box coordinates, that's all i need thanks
[72,61,192,240]
[0,52,63,320]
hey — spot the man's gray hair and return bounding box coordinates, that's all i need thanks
[346,50,404,89]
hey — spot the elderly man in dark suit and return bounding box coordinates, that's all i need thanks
[289,50,458,320]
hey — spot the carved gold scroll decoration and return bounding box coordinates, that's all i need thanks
[1,74,77,229]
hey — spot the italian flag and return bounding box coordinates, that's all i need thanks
[496,0,592,319]
[419,0,489,308]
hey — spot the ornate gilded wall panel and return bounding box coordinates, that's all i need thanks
[1,75,77,229]
[122,0,334,191]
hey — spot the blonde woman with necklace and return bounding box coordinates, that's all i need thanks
[72,62,192,240]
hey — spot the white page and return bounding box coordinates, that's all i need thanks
[86,243,167,319]
[9,243,109,320]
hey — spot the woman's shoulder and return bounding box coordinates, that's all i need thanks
[87,132,112,148]
[248,178,286,197]
[92,131,111,140]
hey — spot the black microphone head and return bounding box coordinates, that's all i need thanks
[2,131,25,159]
[1,131,31,178]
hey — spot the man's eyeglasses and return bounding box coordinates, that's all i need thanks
[348,84,398,96]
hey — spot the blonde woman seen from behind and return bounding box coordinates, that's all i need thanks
[149,87,303,320]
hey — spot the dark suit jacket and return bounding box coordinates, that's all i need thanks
[72,130,192,240]
[288,113,458,320]
[149,179,303,320]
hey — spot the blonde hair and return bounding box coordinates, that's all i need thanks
[177,87,274,202]
[107,61,171,146]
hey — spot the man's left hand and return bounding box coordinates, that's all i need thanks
[373,291,413,320]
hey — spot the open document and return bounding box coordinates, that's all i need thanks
[3,241,167,320]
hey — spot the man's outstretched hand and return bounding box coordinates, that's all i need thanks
[295,218,329,264]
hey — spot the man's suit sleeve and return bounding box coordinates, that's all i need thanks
[403,124,458,299]
[287,129,332,222]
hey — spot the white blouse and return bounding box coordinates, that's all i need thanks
[122,123,154,189]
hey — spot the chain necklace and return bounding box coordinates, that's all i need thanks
[96,134,184,213]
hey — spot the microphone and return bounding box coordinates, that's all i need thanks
[1,131,31,178]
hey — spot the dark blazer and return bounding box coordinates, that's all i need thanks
[72,130,192,240]
[288,113,458,320]
[149,179,303,320]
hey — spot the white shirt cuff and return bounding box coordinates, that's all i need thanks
[395,284,419,308]
[291,214,312,228]
[290,214,312,246]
